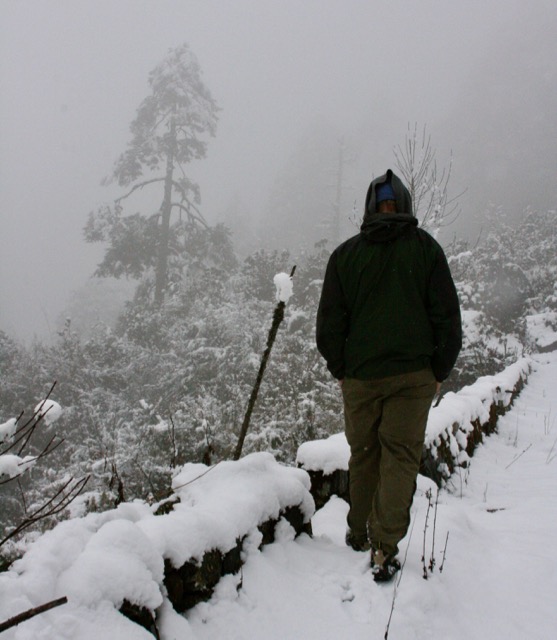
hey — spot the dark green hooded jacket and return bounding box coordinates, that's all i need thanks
[316,169,462,382]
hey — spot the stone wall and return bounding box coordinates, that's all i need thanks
[297,358,531,509]
[121,503,310,634]
[116,452,314,636]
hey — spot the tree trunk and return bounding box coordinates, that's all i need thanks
[154,117,177,306]
[332,140,345,246]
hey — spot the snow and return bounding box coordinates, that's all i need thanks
[58,519,164,610]
[185,352,557,640]
[447,250,472,264]
[526,311,557,350]
[1,399,63,480]
[460,308,483,344]
[297,432,350,474]
[0,418,17,444]
[33,399,63,426]
[139,453,313,567]
[0,454,36,480]
[425,357,530,446]
[0,453,313,639]
[273,272,293,303]
[2,353,557,639]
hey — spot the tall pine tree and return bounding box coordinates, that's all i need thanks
[85,43,219,304]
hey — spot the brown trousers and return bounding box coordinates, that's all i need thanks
[342,368,437,556]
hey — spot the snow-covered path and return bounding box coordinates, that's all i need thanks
[187,353,557,640]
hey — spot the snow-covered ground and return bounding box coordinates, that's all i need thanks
[186,352,557,640]
[2,352,557,639]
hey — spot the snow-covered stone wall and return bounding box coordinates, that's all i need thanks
[0,453,314,638]
[296,358,532,506]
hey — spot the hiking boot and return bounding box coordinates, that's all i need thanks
[371,548,401,583]
[345,528,371,552]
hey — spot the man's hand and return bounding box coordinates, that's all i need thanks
[338,379,344,388]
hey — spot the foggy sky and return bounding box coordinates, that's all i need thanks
[1,0,556,341]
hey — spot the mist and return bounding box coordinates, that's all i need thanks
[1,0,555,341]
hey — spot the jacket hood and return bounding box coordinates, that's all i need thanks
[363,169,413,219]
[361,169,416,242]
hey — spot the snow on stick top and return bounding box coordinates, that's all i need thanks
[274,272,294,303]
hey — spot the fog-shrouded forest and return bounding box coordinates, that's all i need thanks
[2,0,556,341]
[1,0,557,576]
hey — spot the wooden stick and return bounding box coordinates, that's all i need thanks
[0,597,68,632]
[233,266,296,460]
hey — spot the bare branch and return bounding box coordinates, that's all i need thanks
[17,478,28,515]
[34,436,65,463]
[421,489,433,579]
[384,517,417,639]
[114,178,165,205]
[429,488,439,572]
[393,123,463,235]
[168,414,178,469]
[0,476,90,548]
[0,597,68,633]
[2,383,57,457]
[439,531,450,572]
[172,462,221,491]
[505,443,532,469]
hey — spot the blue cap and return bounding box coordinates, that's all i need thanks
[375,182,396,204]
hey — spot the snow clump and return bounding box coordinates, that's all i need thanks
[0,454,36,479]
[0,417,17,444]
[34,399,63,425]
[274,272,293,303]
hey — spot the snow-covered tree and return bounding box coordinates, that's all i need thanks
[84,43,219,305]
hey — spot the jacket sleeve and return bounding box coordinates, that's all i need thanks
[316,251,350,379]
[427,246,462,382]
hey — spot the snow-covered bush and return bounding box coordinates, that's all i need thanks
[444,206,556,391]
[0,390,89,570]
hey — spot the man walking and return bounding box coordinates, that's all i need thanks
[316,169,461,582]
